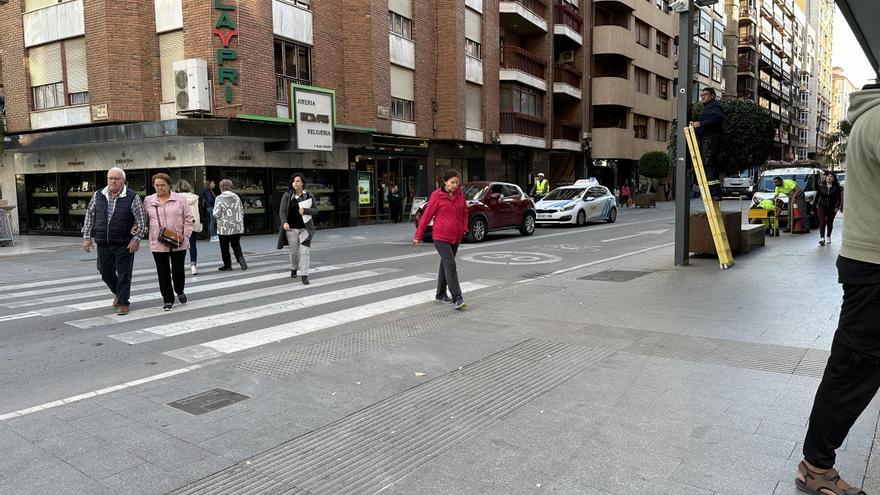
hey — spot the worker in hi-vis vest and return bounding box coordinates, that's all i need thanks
[752,198,781,236]
[532,173,549,200]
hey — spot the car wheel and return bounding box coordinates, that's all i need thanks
[576,210,586,227]
[468,216,487,242]
[519,211,536,236]
[607,207,617,223]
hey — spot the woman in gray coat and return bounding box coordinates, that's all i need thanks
[214,179,248,271]
[277,173,318,284]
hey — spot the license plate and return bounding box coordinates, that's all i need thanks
[538,214,551,219]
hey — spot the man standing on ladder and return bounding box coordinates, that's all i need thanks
[531,173,549,201]
[689,87,724,202]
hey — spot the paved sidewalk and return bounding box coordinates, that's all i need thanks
[1,215,877,494]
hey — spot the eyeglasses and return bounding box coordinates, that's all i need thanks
[107,177,124,181]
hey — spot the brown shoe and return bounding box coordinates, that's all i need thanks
[112,296,119,307]
[116,305,129,316]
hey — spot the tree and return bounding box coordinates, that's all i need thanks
[668,99,775,177]
[821,120,851,169]
[639,151,671,179]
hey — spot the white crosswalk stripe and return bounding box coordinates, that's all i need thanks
[110,274,434,344]
[164,281,489,363]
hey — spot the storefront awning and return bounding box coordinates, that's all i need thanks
[836,0,880,79]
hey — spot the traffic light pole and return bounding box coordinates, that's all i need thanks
[674,1,695,266]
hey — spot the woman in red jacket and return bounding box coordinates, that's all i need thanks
[413,170,469,310]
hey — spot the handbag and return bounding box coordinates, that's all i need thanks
[154,205,183,248]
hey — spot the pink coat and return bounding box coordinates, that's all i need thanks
[144,192,194,252]
[414,187,469,244]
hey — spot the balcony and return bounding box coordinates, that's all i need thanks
[737,60,756,74]
[738,88,756,99]
[553,63,582,100]
[738,34,757,49]
[592,76,634,107]
[23,0,84,47]
[499,112,547,148]
[739,6,757,23]
[466,56,484,85]
[552,120,582,151]
[554,2,583,46]
[499,0,548,34]
[500,46,548,91]
[593,25,636,60]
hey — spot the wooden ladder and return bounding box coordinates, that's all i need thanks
[684,126,734,270]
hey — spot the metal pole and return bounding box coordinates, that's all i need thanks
[674,0,695,266]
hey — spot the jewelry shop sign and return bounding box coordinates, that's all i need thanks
[291,84,335,152]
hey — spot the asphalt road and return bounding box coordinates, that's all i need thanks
[0,204,676,418]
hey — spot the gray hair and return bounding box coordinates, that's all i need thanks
[107,167,126,180]
[175,179,193,193]
[219,179,234,192]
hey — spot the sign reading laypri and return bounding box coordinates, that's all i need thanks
[294,88,334,151]
[213,0,239,103]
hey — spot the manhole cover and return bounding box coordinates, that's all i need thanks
[167,388,249,415]
[578,270,651,282]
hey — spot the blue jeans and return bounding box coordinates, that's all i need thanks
[189,232,198,264]
[206,209,217,237]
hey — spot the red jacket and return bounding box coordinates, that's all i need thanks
[414,187,469,244]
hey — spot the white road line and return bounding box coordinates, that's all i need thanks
[0,312,41,323]
[0,365,203,421]
[111,274,433,344]
[514,242,675,284]
[599,229,669,243]
[164,281,490,363]
[65,268,396,329]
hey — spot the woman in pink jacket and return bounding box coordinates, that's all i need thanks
[145,173,194,311]
[413,170,469,310]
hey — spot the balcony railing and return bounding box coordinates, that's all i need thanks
[501,45,547,79]
[500,111,547,138]
[555,2,583,33]
[553,119,581,142]
[738,60,755,73]
[739,6,757,21]
[554,63,582,87]
[503,0,546,16]
[738,35,756,48]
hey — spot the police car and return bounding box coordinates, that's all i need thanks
[534,180,617,226]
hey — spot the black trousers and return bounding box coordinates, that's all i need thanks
[219,234,244,268]
[152,251,187,304]
[96,242,135,306]
[698,135,723,199]
[803,282,880,468]
[389,204,402,223]
[434,241,462,299]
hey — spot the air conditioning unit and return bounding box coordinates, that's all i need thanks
[559,51,576,63]
[173,59,211,114]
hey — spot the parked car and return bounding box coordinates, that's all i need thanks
[412,181,536,242]
[535,181,617,226]
[751,167,822,228]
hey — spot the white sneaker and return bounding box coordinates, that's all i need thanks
[191,264,198,275]
[826,236,831,244]
[210,236,219,242]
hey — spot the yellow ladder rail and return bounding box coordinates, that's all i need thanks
[683,126,735,270]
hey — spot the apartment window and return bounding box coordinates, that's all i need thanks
[655,120,668,141]
[799,110,808,124]
[466,39,482,59]
[29,38,89,111]
[635,21,650,48]
[713,21,724,50]
[657,77,669,100]
[695,47,710,77]
[391,97,414,121]
[712,55,723,82]
[500,84,543,117]
[655,0,669,11]
[389,11,413,39]
[635,68,650,94]
[633,114,648,139]
[656,33,670,57]
[696,11,711,40]
[274,39,312,102]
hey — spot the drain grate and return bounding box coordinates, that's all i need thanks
[520,271,554,279]
[173,340,614,495]
[167,388,250,416]
[578,269,652,282]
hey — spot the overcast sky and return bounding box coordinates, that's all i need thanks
[832,5,876,88]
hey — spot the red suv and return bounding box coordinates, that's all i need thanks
[413,181,536,242]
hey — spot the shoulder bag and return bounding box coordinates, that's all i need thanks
[154,204,183,248]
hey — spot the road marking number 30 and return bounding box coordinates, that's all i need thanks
[460,252,562,265]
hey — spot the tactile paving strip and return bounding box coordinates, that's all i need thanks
[577,269,652,282]
[172,340,614,495]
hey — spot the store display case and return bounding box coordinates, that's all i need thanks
[27,175,62,233]
[62,172,99,233]
[225,168,269,234]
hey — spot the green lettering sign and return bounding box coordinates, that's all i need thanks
[214,0,236,10]
[215,12,235,29]
[225,86,233,103]
[218,68,239,85]
[217,48,238,66]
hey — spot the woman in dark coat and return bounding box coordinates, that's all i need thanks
[816,171,842,246]
[388,185,403,224]
[277,173,319,284]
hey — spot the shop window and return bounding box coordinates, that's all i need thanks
[274,39,312,103]
[633,114,648,139]
[389,11,412,39]
[29,38,89,111]
[391,97,414,121]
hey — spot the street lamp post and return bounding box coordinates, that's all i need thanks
[674,0,696,266]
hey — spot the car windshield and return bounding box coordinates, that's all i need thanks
[543,188,585,201]
[460,184,487,200]
[758,175,808,192]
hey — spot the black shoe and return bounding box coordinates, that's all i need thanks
[453,298,467,311]
[301,276,310,285]
[218,266,233,271]
[178,293,187,304]
[291,269,297,278]
[435,294,453,303]
[162,303,174,311]
[238,257,248,271]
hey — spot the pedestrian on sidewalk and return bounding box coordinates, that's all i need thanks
[816,171,842,246]
[81,167,146,316]
[201,179,218,242]
[214,179,247,272]
[413,169,469,310]
[620,184,630,207]
[388,185,403,224]
[145,173,193,311]
[175,180,203,274]
[797,83,880,495]
[278,173,318,285]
